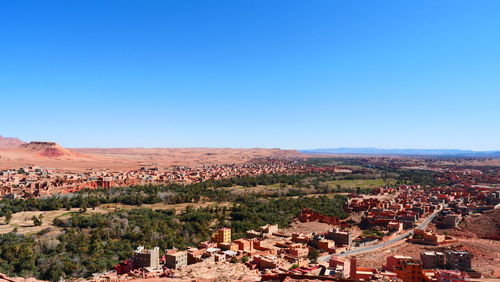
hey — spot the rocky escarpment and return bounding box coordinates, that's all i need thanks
[19,141,80,158]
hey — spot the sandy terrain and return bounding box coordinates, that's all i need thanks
[457,209,500,240]
[171,261,260,281]
[282,220,334,235]
[0,273,42,282]
[73,147,300,167]
[0,144,300,171]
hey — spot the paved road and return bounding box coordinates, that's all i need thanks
[317,209,441,263]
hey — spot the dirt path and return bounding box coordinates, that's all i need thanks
[0,208,106,235]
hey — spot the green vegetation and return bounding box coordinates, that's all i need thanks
[325,178,396,189]
[308,248,319,263]
[32,215,42,226]
[303,157,438,186]
[396,170,435,186]
[0,173,398,218]
[5,210,12,224]
[230,195,347,238]
[0,169,438,280]
[0,194,346,280]
[361,229,385,237]
[0,174,312,217]
[241,256,249,263]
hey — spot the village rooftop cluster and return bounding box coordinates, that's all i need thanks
[97,179,499,281]
[0,159,352,199]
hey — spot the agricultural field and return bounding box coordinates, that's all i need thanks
[325,178,397,189]
[223,177,396,196]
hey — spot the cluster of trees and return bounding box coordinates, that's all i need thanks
[0,193,347,280]
[303,157,439,187]
[0,169,439,219]
[0,169,440,280]
[394,169,435,186]
[0,173,374,217]
[0,208,201,280]
[230,195,348,238]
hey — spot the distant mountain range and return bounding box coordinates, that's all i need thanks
[301,148,500,158]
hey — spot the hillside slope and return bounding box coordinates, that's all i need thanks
[0,135,26,149]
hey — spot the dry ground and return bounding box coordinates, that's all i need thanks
[281,220,333,235]
[353,236,500,278]
[456,208,500,240]
[0,147,300,171]
[171,261,260,281]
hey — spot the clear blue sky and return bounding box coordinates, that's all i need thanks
[1,0,499,150]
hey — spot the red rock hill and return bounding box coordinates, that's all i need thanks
[19,141,81,158]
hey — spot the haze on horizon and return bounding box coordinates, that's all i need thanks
[1,0,499,151]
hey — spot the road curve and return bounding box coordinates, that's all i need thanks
[318,209,441,263]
